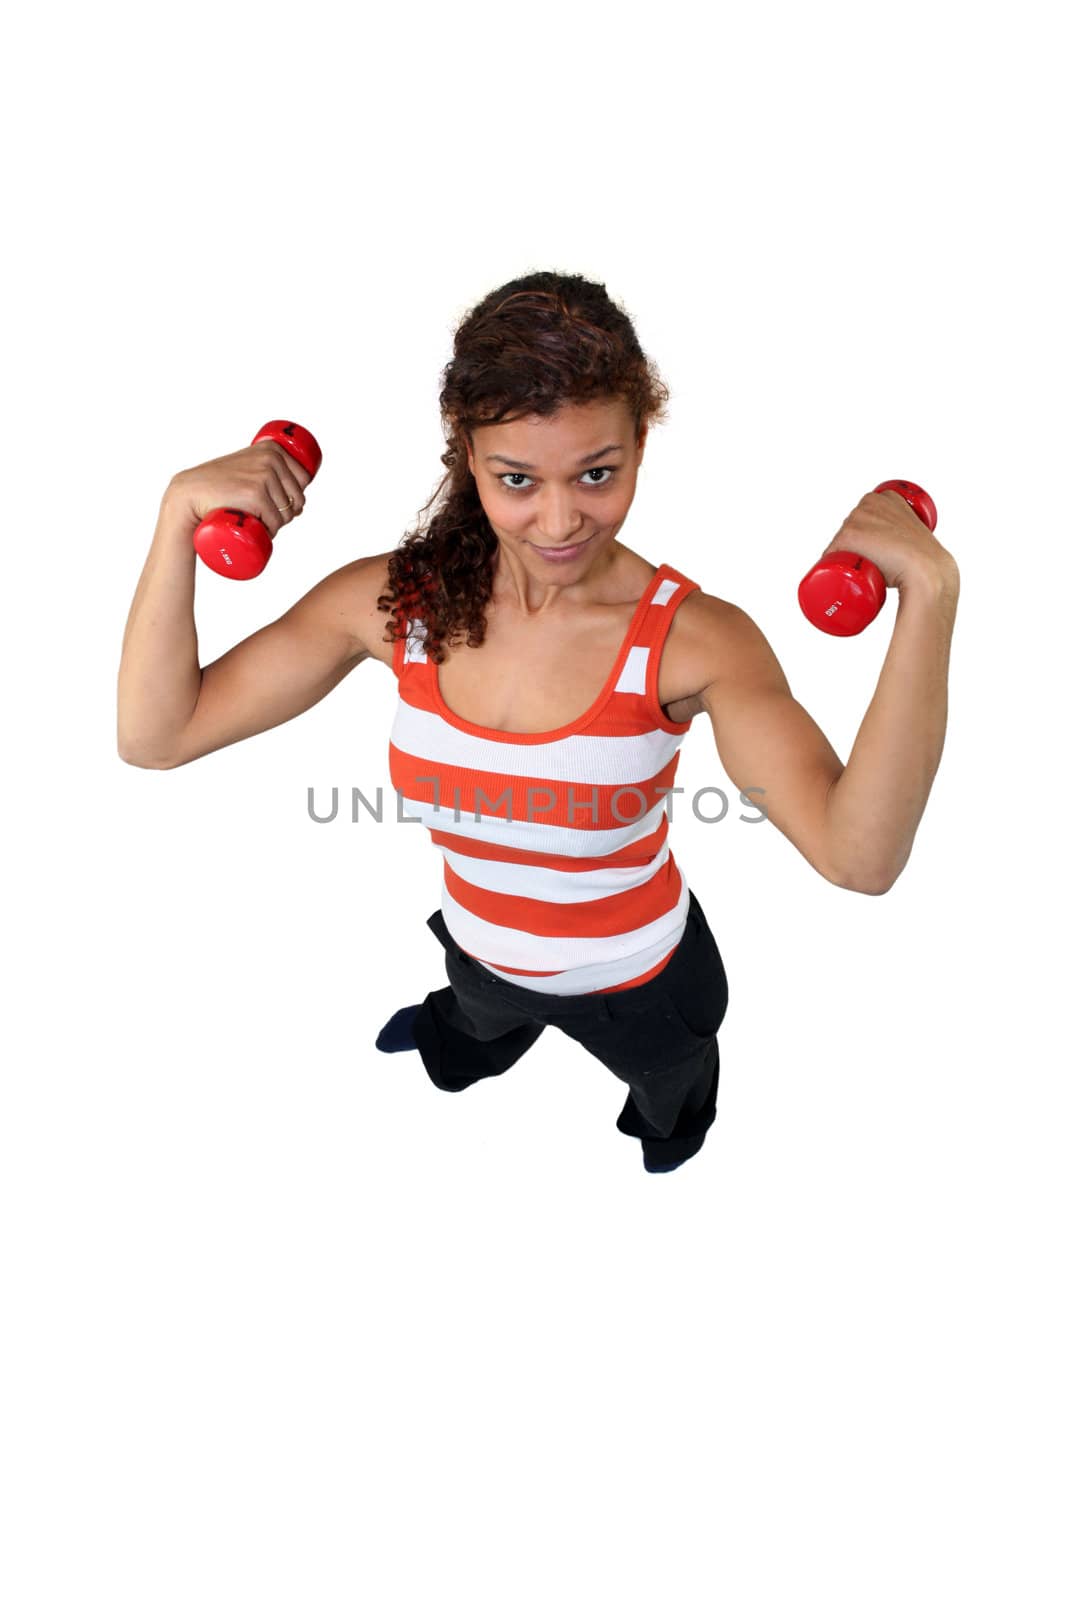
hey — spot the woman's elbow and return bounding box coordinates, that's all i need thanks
[821,858,900,895]
[117,740,178,769]
[835,867,900,896]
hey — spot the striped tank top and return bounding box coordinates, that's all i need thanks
[388,560,700,997]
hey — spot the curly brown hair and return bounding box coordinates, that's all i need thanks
[375,269,671,666]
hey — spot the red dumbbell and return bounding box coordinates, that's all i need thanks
[798,480,938,636]
[192,420,323,580]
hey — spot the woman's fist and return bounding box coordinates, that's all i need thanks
[166,438,313,542]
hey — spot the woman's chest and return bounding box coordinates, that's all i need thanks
[435,600,705,734]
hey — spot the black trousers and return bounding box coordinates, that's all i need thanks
[409,888,729,1169]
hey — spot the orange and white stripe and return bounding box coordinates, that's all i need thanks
[388,562,700,995]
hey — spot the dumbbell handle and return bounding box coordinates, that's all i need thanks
[192,421,322,580]
[797,480,937,636]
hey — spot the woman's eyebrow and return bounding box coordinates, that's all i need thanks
[484,444,625,470]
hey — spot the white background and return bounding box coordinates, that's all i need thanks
[3,1,1063,1595]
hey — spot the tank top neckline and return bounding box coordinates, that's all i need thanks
[427,560,675,746]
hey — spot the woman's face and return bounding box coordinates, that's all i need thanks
[466,397,647,576]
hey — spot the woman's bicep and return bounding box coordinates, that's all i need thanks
[161,563,374,768]
[697,603,845,880]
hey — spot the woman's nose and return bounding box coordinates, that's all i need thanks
[536,491,583,539]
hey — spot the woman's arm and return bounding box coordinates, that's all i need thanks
[117,489,204,766]
[694,600,850,887]
[117,485,388,769]
[693,490,960,893]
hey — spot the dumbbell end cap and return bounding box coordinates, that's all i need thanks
[193,509,272,580]
[873,479,937,531]
[252,420,322,479]
[798,554,886,636]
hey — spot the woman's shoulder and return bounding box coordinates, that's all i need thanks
[647,560,755,715]
[314,548,401,669]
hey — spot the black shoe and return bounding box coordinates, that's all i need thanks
[643,1153,688,1173]
[375,1004,422,1053]
[642,1132,705,1173]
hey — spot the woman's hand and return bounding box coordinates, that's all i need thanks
[164,440,313,542]
[821,489,960,596]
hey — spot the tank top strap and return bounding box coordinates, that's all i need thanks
[390,566,442,680]
[391,606,429,680]
[391,620,407,679]
[638,563,701,644]
[613,562,702,729]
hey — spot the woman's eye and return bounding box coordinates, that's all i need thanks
[498,467,616,493]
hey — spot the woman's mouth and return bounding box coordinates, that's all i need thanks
[529,533,595,564]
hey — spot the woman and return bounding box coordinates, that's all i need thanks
[118,270,960,1173]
